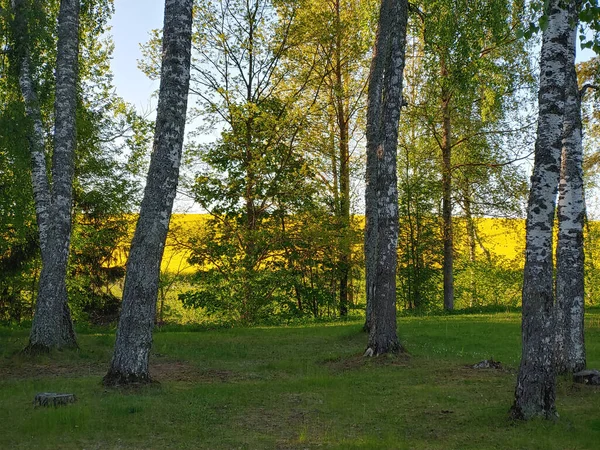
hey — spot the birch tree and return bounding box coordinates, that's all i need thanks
[12,0,80,351]
[512,0,574,420]
[103,0,193,386]
[364,0,408,354]
[555,0,585,375]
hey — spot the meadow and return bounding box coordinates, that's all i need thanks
[1,310,600,449]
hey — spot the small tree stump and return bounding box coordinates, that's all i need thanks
[471,359,502,370]
[34,393,77,407]
[573,369,600,385]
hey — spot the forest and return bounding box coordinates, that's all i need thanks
[1,0,600,447]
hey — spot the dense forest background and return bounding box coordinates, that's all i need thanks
[1,0,600,327]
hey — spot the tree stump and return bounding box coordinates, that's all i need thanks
[573,369,600,385]
[471,359,502,369]
[34,393,77,407]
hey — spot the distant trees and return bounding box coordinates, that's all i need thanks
[174,0,376,323]
[104,0,193,385]
[403,0,533,311]
[285,0,377,317]
[181,0,321,323]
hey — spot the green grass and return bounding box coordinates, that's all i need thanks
[1,311,600,449]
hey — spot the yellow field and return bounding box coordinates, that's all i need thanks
[161,214,210,274]
[463,218,525,261]
[112,215,600,274]
[110,214,210,275]
[159,215,528,274]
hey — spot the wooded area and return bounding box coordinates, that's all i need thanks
[1,0,600,442]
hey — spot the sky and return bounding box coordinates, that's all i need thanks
[108,1,202,212]
[108,0,164,113]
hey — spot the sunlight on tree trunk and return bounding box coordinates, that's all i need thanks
[555,4,585,375]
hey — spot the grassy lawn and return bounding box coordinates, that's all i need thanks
[1,311,599,449]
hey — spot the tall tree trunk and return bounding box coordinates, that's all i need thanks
[12,0,80,352]
[441,59,453,311]
[334,1,351,317]
[555,2,585,375]
[364,0,408,355]
[103,0,193,386]
[512,0,572,420]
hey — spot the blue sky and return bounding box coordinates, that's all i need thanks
[108,0,164,113]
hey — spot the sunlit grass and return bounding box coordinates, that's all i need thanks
[1,311,599,449]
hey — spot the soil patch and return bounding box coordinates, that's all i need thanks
[150,359,239,383]
[0,360,106,379]
[322,352,411,372]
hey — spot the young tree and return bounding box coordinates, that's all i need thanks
[103,0,193,386]
[178,0,328,322]
[296,0,375,317]
[512,0,574,420]
[11,0,80,351]
[409,0,533,311]
[555,3,585,375]
[364,0,408,354]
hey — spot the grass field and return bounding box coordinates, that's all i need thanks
[2,311,600,449]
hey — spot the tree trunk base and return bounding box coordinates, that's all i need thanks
[23,341,78,355]
[364,341,404,357]
[102,370,154,387]
[509,399,558,421]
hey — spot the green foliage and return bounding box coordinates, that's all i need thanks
[178,210,360,324]
[454,257,523,309]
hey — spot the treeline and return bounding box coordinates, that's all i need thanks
[3,212,600,325]
[1,0,600,327]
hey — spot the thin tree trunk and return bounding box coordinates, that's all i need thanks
[12,0,80,352]
[464,190,477,308]
[103,0,193,386]
[364,0,408,355]
[330,0,351,317]
[441,59,453,311]
[555,2,585,375]
[512,0,572,420]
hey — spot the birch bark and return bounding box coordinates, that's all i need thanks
[12,0,80,351]
[364,0,408,355]
[555,0,585,375]
[512,0,573,420]
[103,0,193,386]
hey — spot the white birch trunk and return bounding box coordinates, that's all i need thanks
[555,2,585,375]
[364,0,408,356]
[512,0,573,420]
[103,0,193,386]
[12,0,80,351]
